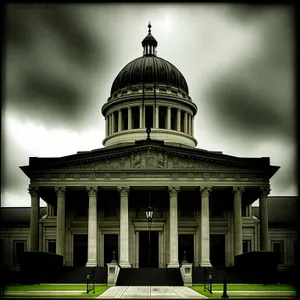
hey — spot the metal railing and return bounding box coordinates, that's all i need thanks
[86,269,95,294]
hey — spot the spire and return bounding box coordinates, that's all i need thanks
[142,22,158,56]
[148,21,152,33]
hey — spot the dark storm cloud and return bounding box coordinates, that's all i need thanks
[4,5,106,130]
[204,6,295,143]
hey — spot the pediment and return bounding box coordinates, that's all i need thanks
[59,147,247,171]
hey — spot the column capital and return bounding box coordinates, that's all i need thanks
[233,186,244,197]
[54,186,66,197]
[168,186,180,197]
[28,185,39,197]
[86,186,98,197]
[200,187,211,197]
[260,186,271,198]
[118,186,130,197]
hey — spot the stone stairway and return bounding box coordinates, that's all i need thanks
[116,268,183,286]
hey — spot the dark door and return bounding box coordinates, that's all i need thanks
[179,234,194,264]
[139,231,159,268]
[210,234,226,267]
[104,234,119,265]
[73,234,88,266]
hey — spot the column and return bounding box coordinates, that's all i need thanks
[111,112,115,134]
[28,185,39,250]
[189,115,192,135]
[109,114,112,135]
[167,186,180,268]
[55,187,66,260]
[128,107,132,130]
[200,187,212,267]
[233,186,244,256]
[118,186,131,268]
[86,186,98,266]
[177,109,181,132]
[105,116,109,137]
[260,187,270,251]
[139,106,143,128]
[155,105,159,128]
[191,117,194,136]
[184,112,188,134]
[135,231,139,268]
[118,110,122,132]
[167,106,171,130]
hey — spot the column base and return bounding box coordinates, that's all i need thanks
[86,259,97,267]
[119,261,132,268]
[167,260,179,268]
[200,260,212,267]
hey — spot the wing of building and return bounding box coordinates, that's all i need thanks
[1,24,296,274]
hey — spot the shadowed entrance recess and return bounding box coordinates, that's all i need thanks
[73,234,87,266]
[139,231,159,268]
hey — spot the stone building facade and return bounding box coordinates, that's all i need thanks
[2,24,296,273]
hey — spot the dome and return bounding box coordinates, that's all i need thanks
[110,56,189,96]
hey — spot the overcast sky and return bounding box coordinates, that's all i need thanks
[2,3,296,207]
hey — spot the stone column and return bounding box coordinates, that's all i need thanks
[200,187,212,267]
[105,116,109,137]
[118,110,122,132]
[177,109,181,131]
[128,107,132,130]
[28,185,39,250]
[55,186,66,259]
[189,115,192,135]
[260,187,270,251]
[135,231,139,268]
[111,112,115,134]
[167,186,180,268]
[139,106,143,128]
[118,186,131,268]
[167,106,171,130]
[86,186,98,267]
[233,186,244,256]
[184,112,188,134]
[191,117,194,136]
[109,114,112,135]
[155,105,159,128]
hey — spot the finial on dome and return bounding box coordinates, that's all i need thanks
[148,22,152,33]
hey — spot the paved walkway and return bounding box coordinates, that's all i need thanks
[97,286,207,298]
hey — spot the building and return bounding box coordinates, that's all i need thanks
[1,24,297,273]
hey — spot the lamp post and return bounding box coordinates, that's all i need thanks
[145,193,153,296]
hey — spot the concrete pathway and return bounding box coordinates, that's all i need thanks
[97,286,207,298]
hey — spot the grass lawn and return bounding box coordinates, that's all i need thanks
[191,284,297,298]
[4,284,109,297]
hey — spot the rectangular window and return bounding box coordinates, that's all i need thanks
[47,240,56,254]
[159,107,166,129]
[122,108,128,130]
[294,241,298,265]
[171,108,177,130]
[180,111,185,133]
[14,240,26,264]
[145,106,153,128]
[242,240,251,253]
[272,241,284,264]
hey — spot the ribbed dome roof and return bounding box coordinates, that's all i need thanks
[110,56,189,96]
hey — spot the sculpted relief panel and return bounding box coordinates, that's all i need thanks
[63,148,237,172]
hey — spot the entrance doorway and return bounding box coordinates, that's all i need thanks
[73,234,88,266]
[210,234,226,267]
[139,231,159,268]
[179,234,194,264]
[104,234,119,265]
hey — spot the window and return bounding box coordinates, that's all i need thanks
[14,240,26,264]
[47,240,56,254]
[242,206,247,217]
[132,106,139,129]
[272,241,284,264]
[0,240,3,263]
[159,106,166,129]
[243,240,251,253]
[294,242,298,265]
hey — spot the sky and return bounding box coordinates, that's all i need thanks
[2,3,296,207]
